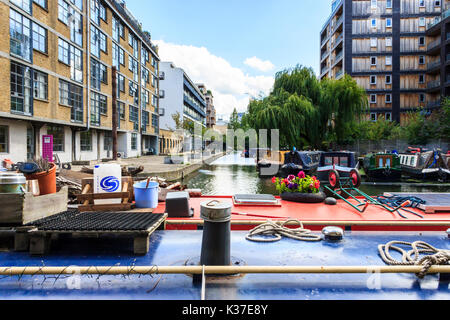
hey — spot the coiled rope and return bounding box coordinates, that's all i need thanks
[246,219,322,243]
[378,241,450,278]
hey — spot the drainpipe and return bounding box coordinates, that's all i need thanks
[85,0,91,132]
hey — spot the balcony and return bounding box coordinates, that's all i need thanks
[332,51,343,65]
[427,100,441,109]
[321,51,329,61]
[427,39,441,53]
[333,34,343,48]
[335,16,344,29]
[427,80,441,90]
[335,69,344,79]
[427,16,441,30]
[427,60,441,73]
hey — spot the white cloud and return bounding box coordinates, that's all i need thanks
[244,56,275,72]
[154,40,274,117]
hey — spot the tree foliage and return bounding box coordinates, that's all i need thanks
[242,66,367,148]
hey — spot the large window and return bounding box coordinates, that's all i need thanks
[90,25,106,58]
[129,33,138,58]
[152,114,158,128]
[0,126,9,153]
[47,126,64,152]
[118,101,125,120]
[129,81,139,105]
[58,38,69,64]
[90,0,105,26]
[70,0,83,10]
[59,39,83,82]
[112,16,124,42]
[11,62,32,115]
[131,133,137,150]
[91,58,107,90]
[32,23,47,53]
[112,43,125,70]
[33,70,48,100]
[11,0,31,14]
[90,91,106,126]
[59,80,83,122]
[58,0,70,24]
[129,55,138,82]
[129,105,139,131]
[70,8,83,46]
[80,131,92,151]
[10,9,31,62]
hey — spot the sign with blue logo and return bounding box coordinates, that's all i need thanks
[100,176,120,192]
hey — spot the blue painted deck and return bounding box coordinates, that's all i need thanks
[0,231,449,300]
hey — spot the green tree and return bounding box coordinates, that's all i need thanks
[228,108,241,130]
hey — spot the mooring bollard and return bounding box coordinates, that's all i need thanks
[199,200,232,267]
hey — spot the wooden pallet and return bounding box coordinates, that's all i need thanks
[16,213,168,256]
[77,177,135,212]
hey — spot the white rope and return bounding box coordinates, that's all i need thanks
[246,219,322,242]
[201,265,206,301]
[378,241,450,278]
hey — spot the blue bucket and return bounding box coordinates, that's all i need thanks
[133,181,159,209]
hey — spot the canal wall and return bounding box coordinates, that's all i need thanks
[136,152,227,182]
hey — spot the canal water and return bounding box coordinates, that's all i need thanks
[184,153,450,196]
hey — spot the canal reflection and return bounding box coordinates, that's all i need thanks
[184,153,450,196]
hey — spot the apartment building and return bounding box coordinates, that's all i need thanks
[197,83,216,128]
[0,0,160,163]
[158,61,206,154]
[320,0,449,124]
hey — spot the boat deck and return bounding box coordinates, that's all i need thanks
[0,230,449,300]
[153,196,450,231]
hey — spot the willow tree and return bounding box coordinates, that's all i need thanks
[242,66,367,149]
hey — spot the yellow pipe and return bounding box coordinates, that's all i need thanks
[0,265,449,276]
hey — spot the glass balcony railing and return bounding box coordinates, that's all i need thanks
[427,100,441,108]
[333,51,343,64]
[427,8,450,30]
[427,60,441,70]
[335,69,344,79]
[427,80,441,89]
[334,34,343,47]
[427,39,441,51]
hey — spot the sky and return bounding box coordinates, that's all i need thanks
[124,0,333,120]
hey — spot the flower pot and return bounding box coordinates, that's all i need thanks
[280,191,326,203]
[25,163,57,196]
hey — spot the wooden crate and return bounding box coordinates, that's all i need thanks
[0,187,68,226]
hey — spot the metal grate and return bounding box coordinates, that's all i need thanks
[27,211,164,232]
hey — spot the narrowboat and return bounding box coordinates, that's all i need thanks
[317,151,358,182]
[399,150,449,181]
[280,151,321,177]
[256,150,289,177]
[363,153,402,181]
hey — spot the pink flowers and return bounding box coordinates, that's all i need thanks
[287,175,296,181]
[298,171,306,179]
[272,171,321,194]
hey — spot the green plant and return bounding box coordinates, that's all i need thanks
[272,171,320,194]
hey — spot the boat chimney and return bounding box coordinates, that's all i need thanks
[199,200,232,266]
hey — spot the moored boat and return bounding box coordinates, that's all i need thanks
[363,152,402,181]
[399,150,449,181]
[317,151,358,182]
[280,151,321,177]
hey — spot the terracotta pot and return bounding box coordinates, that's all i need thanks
[25,163,57,196]
[280,191,326,204]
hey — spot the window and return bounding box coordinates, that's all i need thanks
[141,110,149,130]
[419,17,425,27]
[58,0,69,24]
[70,0,83,10]
[370,112,377,121]
[59,80,83,122]
[371,0,377,9]
[10,62,32,115]
[386,56,392,65]
[11,0,31,14]
[386,18,392,28]
[91,26,106,58]
[33,0,47,9]
[386,0,392,9]
[152,114,159,128]
[118,101,125,120]
[104,132,112,151]
[129,105,139,131]
[419,93,425,103]
[419,55,425,64]
[91,58,107,89]
[80,131,92,151]
[435,0,441,7]
[385,75,392,84]
[10,9,31,62]
[386,37,392,47]
[70,8,83,47]
[385,94,392,103]
[47,126,64,152]
[370,38,377,47]
[141,89,149,109]
[33,71,48,100]
[90,0,105,26]
[112,16,124,42]
[70,45,83,83]
[152,94,157,107]
[371,19,377,28]
[370,94,377,104]
[419,0,425,7]
[419,36,425,47]
[131,133,137,150]
[371,56,377,66]
[32,23,47,53]
[141,67,149,86]
[385,113,392,121]
[90,92,107,125]
[129,55,138,82]
[0,126,9,153]
[118,74,125,92]
[129,33,138,58]
[370,75,377,85]
[112,43,120,70]
[142,48,149,65]
[58,38,69,64]
[129,81,139,105]
[419,74,425,83]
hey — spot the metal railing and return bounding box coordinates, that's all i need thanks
[427,80,441,89]
[333,51,343,64]
[427,60,441,71]
[335,15,344,28]
[335,69,344,79]
[321,51,329,60]
[334,34,343,47]
[427,100,441,108]
[427,39,441,51]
